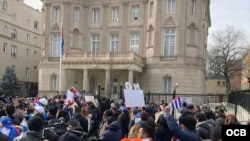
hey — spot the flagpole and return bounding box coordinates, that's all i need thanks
[59,17,63,95]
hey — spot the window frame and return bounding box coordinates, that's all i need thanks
[92,8,100,23]
[163,28,176,57]
[91,34,100,52]
[74,7,80,22]
[130,33,140,53]
[110,34,119,52]
[132,6,139,20]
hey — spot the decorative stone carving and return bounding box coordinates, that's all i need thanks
[165,16,177,26]
[52,23,60,31]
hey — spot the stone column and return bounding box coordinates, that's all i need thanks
[105,69,111,98]
[128,69,134,84]
[61,69,67,91]
[83,69,88,92]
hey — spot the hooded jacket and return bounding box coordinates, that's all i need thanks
[100,121,123,141]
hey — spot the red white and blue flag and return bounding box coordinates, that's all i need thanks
[70,87,82,97]
[171,96,182,110]
[61,26,64,55]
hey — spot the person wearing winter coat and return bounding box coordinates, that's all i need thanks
[99,116,123,141]
[58,119,84,141]
[16,115,44,141]
[164,105,201,141]
[195,112,212,140]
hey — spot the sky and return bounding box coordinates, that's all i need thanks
[24,0,250,43]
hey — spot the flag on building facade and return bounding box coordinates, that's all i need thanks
[61,26,64,55]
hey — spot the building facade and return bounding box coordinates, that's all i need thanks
[0,0,42,97]
[39,0,211,98]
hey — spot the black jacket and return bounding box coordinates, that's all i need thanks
[58,129,84,141]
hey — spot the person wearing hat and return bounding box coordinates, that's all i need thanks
[58,119,84,141]
[0,116,19,141]
[214,106,226,126]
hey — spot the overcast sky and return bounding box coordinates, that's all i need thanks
[24,0,250,43]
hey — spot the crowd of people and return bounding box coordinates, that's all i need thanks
[0,93,249,141]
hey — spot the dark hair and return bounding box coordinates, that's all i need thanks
[140,123,155,139]
[48,105,57,116]
[106,116,116,125]
[179,115,196,130]
[103,110,113,117]
[5,104,15,116]
[67,119,80,129]
[195,112,207,122]
[28,116,43,131]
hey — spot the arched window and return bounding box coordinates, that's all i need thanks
[188,23,196,46]
[148,25,154,46]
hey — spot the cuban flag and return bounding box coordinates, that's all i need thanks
[171,96,182,110]
[61,26,64,55]
[70,87,82,97]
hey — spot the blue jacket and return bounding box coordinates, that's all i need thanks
[164,114,201,141]
[100,121,123,141]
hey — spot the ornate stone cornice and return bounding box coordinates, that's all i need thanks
[44,3,51,7]
[63,2,71,6]
[122,2,129,6]
[102,3,109,8]
[82,4,90,9]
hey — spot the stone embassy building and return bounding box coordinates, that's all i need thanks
[39,0,211,98]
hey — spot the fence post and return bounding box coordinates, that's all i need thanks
[234,90,238,116]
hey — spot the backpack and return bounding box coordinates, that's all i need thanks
[8,127,19,141]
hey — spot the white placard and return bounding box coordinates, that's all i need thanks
[66,89,74,103]
[180,97,192,105]
[124,89,145,107]
[85,96,95,103]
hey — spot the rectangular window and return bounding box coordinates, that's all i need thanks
[34,36,37,44]
[74,7,80,22]
[34,51,37,60]
[3,43,7,53]
[51,33,61,57]
[91,35,100,52]
[26,68,29,78]
[217,81,221,87]
[222,81,226,87]
[191,0,196,15]
[27,34,30,41]
[132,6,139,20]
[34,21,39,29]
[93,8,99,22]
[26,49,29,58]
[52,75,57,91]
[164,77,171,93]
[112,7,119,22]
[11,45,17,57]
[110,34,119,52]
[54,7,60,21]
[4,26,8,34]
[130,33,139,53]
[2,1,7,10]
[163,28,176,57]
[167,0,175,13]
